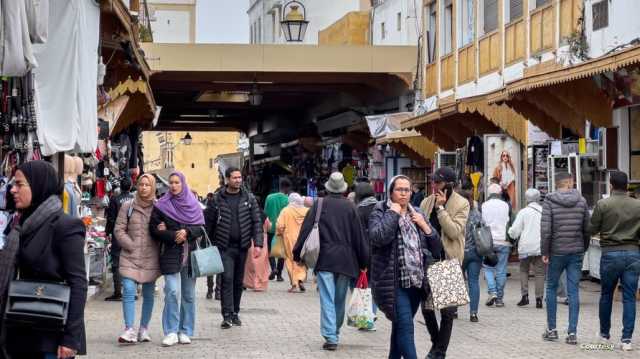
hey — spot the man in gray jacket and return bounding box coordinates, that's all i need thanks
[540,172,590,345]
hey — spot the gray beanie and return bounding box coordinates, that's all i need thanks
[525,188,540,204]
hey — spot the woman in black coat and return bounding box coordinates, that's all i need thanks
[5,161,87,359]
[369,175,441,359]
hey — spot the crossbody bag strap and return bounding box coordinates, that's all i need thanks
[313,198,323,225]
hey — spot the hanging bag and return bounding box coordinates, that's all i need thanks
[346,271,375,330]
[300,198,323,268]
[426,258,470,310]
[243,236,271,291]
[270,235,286,259]
[190,227,224,277]
[4,279,70,332]
[473,223,494,257]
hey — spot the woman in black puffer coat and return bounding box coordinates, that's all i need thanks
[369,175,441,359]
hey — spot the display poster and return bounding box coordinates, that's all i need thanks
[485,135,521,210]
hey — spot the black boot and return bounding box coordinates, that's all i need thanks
[517,295,529,307]
[536,297,543,309]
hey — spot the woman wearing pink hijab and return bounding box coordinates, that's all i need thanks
[149,172,205,347]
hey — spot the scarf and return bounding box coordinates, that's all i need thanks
[386,200,424,289]
[288,193,304,208]
[357,196,378,208]
[135,174,156,208]
[154,171,204,225]
[16,160,62,223]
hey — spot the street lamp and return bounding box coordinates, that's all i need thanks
[248,83,263,106]
[182,132,193,145]
[280,1,309,42]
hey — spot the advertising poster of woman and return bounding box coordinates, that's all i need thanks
[485,135,521,209]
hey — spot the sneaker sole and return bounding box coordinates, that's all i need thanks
[118,338,137,345]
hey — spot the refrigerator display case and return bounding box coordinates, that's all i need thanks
[547,153,609,208]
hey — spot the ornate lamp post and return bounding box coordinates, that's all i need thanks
[280,1,309,42]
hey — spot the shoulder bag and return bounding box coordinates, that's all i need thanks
[4,279,70,332]
[190,227,224,277]
[300,198,323,268]
[473,222,494,257]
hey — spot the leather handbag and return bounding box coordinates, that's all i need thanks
[190,227,224,277]
[426,258,470,310]
[473,224,494,257]
[300,198,323,268]
[4,279,70,331]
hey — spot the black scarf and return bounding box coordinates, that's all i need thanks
[17,161,62,223]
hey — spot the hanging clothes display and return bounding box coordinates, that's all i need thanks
[466,136,484,170]
[0,0,38,76]
[33,0,99,155]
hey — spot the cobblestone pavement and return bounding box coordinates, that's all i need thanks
[86,264,639,358]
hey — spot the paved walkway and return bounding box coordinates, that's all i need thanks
[86,265,639,358]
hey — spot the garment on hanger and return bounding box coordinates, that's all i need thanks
[470,172,482,201]
[466,136,484,170]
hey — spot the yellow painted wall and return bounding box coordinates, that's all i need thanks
[318,11,370,46]
[142,131,239,195]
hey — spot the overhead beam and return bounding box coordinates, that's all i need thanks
[507,97,562,138]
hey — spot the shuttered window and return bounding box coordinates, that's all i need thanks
[592,0,609,31]
[536,0,550,7]
[509,0,523,22]
[484,0,498,34]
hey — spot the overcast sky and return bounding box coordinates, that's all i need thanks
[196,0,250,43]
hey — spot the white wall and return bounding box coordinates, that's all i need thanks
[372,0,421,46]
[153,9,191,43]
[248,0,364,44]
[584,0,640,58]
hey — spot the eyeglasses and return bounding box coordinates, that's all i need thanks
[9,179,29,189]
[393,188,411,193]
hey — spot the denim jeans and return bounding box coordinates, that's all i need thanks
[317,271,350,344]
[599,250,640,341]
[162,267,197,336]
[389,287,422,359]
[484,245,511,299]
[462,250,482,314]
[122,277,156,329]
[545,254,583,334]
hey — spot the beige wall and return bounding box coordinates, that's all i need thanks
[143,131,239,195]
[319,11,370,46]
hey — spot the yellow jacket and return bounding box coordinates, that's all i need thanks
[420,191,469,261]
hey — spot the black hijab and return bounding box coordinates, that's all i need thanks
[17,160,63,222]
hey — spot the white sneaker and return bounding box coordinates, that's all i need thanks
[178,333,191,344]
[621,341,633,351]
[597,332,610,344]
[138,328,152,343]
[118,327,138,344]
[162,333,179,347]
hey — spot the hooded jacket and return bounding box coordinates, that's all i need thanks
[541,189,591,256]
[508,202,543,257]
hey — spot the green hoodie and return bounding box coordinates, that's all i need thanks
[264,192,289,234]
[590,191,640,252]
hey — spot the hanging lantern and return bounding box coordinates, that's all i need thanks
[280,1,309,42]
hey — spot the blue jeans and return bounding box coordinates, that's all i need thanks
[484,245,511,299]
[463,250,482,314]
[317,271,350,344]
[545,254,583,334]
[122,277,156,329]
[389,287,422,359]
[599,250,640,341]
[162,267,197,336]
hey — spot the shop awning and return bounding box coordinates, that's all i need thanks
[401,96,528,149]
[377,129,438,163]
[107,77,157,135]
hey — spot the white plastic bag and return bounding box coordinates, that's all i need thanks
[347,272,375,330]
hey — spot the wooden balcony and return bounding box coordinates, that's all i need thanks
[530,3,555,54]
[560,0,583,39]
[441,53,455,90]
[425,62,437,97]
[458,44,476,85]
[505,19,525,65]
[479,31,500,75]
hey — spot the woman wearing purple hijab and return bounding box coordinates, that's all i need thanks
[149,172,205,347]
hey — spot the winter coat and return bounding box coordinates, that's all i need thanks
[541,189,591,257]
[589,191,640,252]
[420,191,469,261]
[293,194,369,279]
[482,196,511,247]
[508,202,543,257]
[149,208,204,275]
[357,201,377,242]
[115,199,161,283]
[368,202,442,321]
[6,214,87,355]
[204,188,263,250]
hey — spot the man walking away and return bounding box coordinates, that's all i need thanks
[508,188,544,309]
[205,167,263,329]
[105,177,134,301]
[420,167,469,359]
[541,172,590,345]
[294,172,369,351]
[590,171,640,351]
[264,178,292,281]
[482,184,511,308]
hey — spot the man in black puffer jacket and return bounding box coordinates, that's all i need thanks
[104,177,134,301]
[541,172,590,345]
[205,167,263,329]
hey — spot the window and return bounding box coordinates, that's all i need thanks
[484,0,498,34]
[397,12,402,31]
[271,12,277,42]
[443,0,453,54]
[381,22,386,40]
[191,163,195,169]
[209,158,214,169]
[427,3,437,63]
[592,0,609,31]
[509,0,523,22]
[250,25,254,44]
[459,0,474,46]
[257,17,262,43]
[535,0,550,8]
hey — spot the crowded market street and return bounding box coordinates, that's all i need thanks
[85,267,638,359]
